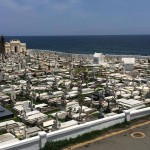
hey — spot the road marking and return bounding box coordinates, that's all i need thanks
[131,132,145,138]
[64,121,150,150]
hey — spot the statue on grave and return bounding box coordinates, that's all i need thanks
[61,97,67,111]
[52,113,61,130]
[130,90,134,99]
[105,100,111,113]
[20,85,24,95]
[99,107,104,119]
[29,101,33,111]
[23,109,27,120]
[55,113,58,122]
[23,127,27,139]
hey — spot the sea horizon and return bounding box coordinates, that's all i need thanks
[5,35,150,56]
[4,34,150,36]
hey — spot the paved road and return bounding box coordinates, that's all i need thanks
[76,123,150,150]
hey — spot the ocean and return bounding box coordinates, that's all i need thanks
[5,35,150,56]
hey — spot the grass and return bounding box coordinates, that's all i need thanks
[4,105,13,112]
[42,115,150,150]
[48,115,66,123]
[13,116,22,122]
[32,99,43,105]
[44,108,61,115]
[0,118,12,123]
[4,105,21,122]
[74,66,85,74]
[42,122,129,150]
[90,112,99,118]
[0,129,7,135]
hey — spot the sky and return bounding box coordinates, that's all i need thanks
[0,0,150,36]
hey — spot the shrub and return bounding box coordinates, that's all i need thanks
[0,129,7,135]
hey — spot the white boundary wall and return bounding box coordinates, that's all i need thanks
[0,107,150,150]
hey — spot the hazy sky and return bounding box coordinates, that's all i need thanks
[0,0,150,36]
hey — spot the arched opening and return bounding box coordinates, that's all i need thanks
[14,46,18,53]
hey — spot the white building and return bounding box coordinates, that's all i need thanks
[5,40,26,54]
[122,57,135,71]
[93,53,105,65]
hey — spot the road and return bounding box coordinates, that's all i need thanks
[75,122,150,150]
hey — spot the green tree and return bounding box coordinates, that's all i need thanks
[78,93,85,122]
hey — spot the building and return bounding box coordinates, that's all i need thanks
[0,105,14,120]
[0,35,5,54]
[122,57,135,71]
[93,53,105,65]
[5,40,26,54]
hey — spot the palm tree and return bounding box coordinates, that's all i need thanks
[65,107,72,121]
[61,96,67,111]
[68,107,72,117]
[78,93,85,122]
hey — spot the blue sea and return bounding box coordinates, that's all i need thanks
[5,35,150,56]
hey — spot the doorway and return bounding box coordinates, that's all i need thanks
[14,46,18,53]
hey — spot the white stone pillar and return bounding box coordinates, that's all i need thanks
[19,63,21,71]
[39,131,47,149]
[24,127,28,139]
[124,110,130,122]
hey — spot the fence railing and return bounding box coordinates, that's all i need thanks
[0,107,150,150]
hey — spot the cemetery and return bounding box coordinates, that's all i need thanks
[0,37,150,149]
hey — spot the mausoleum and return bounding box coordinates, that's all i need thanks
[5,40,26,53]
